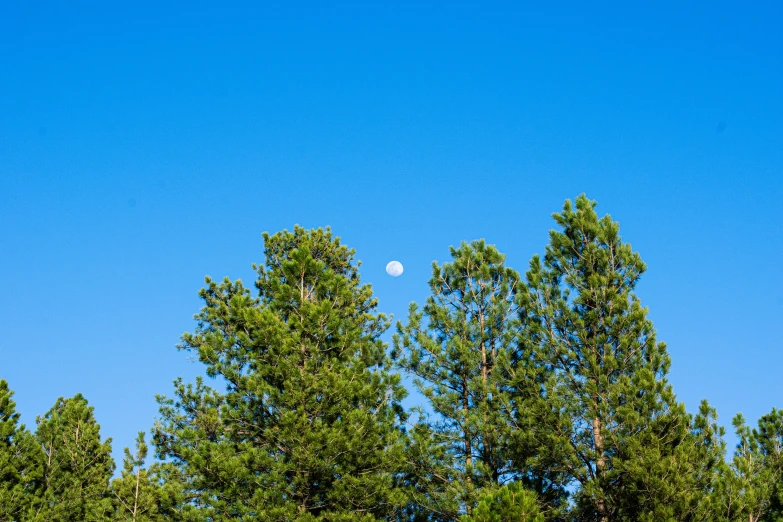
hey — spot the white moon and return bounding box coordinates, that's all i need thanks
[386,260,404,277]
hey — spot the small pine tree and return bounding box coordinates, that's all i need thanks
[682,400,729,521]
[461,483,543,522]
[34,393,114,522]
[0,379,43,521]
[714,410,783,522]
[111,432,163,521]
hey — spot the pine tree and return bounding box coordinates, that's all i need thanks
[394,240,547,518]
[682,400,729,521]
[111,432,164,521]
[518,195,713,521]
[153,226,409,521]
[754,409,783,519]
[33,393,114,522]
[714,410,783,522]
[0,379,43,522]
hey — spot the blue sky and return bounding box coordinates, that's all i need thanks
[1,1,781,466]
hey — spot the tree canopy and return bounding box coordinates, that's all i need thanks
[1,195,779,521]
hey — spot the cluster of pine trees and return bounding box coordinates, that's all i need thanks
[2,195,782,521]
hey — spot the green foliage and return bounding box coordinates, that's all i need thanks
[756,409,783,520]
[461,483,543,522]
[712,410,783,522]
[393,240,533,518]
[153,226,409,520]
[34,393,114,522]
[145,461,209,522]
[3,209,776,521]
[518,195,718,521]
[111,431,164,521]
[0,379,43,522]
[683,400,730,521]
[398,414,464,521]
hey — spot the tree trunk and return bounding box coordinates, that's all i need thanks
[593,416,608,522]
[133,460,141,521]
[463,382,472,515]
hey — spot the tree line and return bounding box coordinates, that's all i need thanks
[2,194,781,521]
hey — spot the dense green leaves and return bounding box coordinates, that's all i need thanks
[153,226,409,520]
[462,483,543,522]
[35,393,115,521]
[0,380,42,522]
[712,410,783,522]
[111,432,164,522]
[393,240,523,518]
[518,195,721,521]
[393,240,566,520]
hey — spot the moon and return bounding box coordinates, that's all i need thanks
[386,260,403,277]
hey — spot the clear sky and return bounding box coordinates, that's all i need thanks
[1,1,781,467]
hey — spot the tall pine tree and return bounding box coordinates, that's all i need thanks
[518,195,715,521]
[394,241,551,518]
[0,379,43,522]
[153,226,409,521]
[34,393,114,522]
